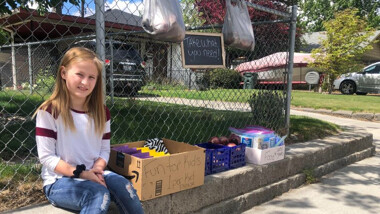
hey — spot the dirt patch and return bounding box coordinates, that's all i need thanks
[0,182,46,212]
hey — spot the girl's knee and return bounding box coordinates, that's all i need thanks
[124,182,138,200]
[82,186,111,211]
[98,190,111,212]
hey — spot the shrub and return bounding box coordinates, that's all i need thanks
[196,68,242,90]
[209,68,242,89]
[248,90,285,131]
[35,66,55,92]
[195,72,210,91]
[21,82,30,90]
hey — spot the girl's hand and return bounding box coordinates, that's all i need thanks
[91,166,104,175]
[95,173,105,185]
[80,170,107,187]
[91,167,106,186]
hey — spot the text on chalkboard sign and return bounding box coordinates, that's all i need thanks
[181,32,225,68]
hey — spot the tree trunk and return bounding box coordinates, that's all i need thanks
[328,83,333,94]
[328,74,333,94]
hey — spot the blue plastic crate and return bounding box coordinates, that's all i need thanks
[228,143,246,169]
[196,143,230,175]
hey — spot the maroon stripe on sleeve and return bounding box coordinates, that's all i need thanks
[36,127,57,140]
[45,105,52,114]
[44,104,59,119]
[102,132,111,140]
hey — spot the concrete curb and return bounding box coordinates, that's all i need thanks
[142,130,374,214]
[198,147,374,214]
[293,107,379,122]
[9,130,374,214]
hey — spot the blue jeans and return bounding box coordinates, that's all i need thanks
[43,171,144,214]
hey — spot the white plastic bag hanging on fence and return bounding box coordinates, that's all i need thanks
[142,0,186,43]
[222,0,255,51]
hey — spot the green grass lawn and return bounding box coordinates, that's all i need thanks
[291,91,380,113]
[0,89,346,156]
[141,87,380,113]
[0,90,340,162]
[1,98,339,179]
[0,90,48,116]
[109,99,255,145]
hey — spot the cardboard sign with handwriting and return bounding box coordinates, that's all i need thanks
[108,139,205,201]
[245,145,285,165]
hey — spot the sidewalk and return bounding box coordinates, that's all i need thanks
[243,109,380,214]
[243,154,380,214]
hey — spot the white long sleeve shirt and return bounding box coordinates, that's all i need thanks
[35,106,111,186]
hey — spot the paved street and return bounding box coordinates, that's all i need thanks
[242,109,380,214]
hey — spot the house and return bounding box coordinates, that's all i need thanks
[0,8,191,89]
[0,8,142,88]
[301,30,380,64]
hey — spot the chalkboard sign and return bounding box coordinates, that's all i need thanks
[181,32,225,68]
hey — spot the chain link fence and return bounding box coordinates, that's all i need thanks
[0,0,297,211]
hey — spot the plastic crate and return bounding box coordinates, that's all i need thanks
[197,143,246,175]
[196,143,230,175]
[229,143,246,169]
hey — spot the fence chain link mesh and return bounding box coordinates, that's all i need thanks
[0,0,295,211]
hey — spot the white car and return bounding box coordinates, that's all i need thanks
[333,62,380,95]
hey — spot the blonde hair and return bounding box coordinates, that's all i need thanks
[34,47,106,136]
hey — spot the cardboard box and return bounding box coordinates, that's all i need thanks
[245,145,285,165]
[108,138,206,201]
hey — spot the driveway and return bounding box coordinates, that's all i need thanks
[242,109,380,214]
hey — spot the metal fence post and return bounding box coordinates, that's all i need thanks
[109,38,114,104]
[28,44,33,94]
[285,5,298,135]
[95,0,106,102]
[10,31,16,90]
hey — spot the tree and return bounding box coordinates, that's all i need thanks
[298,0,380,32]
[0,29,9,44]
[194,0,303,63]
[0,0,80,15]
[182,0,206,29]
[309,8,375,93]
[297,0,334,32]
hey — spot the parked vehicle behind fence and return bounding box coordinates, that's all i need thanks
[235,52,317,87]
[333,62,380,95]
[73,39,146,96]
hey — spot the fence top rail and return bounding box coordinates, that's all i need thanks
[0,30,147,48]
[232,0,292,18]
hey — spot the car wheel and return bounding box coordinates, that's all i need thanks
[340,81,356,95]
[356,92,368,95]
